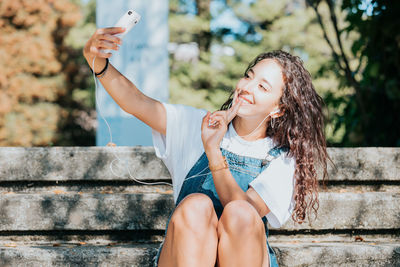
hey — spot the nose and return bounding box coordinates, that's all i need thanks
[239,79,254,95]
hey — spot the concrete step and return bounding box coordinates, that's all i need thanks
[1,192,399,231]
[1,147,399,266]
[0,242,399,267]
[0,193,173,231]
[0,147,169,182]
[0,147,399,181]
[1,184,398,195]
[0,233,398,245]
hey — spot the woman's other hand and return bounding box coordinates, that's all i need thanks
[201,97,243,153]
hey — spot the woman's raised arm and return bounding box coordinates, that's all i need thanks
[83,27,166,135]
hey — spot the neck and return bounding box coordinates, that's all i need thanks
[232,116,269,141]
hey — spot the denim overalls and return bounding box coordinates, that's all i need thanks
[154,146,286,267]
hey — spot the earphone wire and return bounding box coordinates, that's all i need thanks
[92,57,276,185]
[232,91,276,138]
[186,98,275,180]
[92,55,172,186]
[238,113,272,138]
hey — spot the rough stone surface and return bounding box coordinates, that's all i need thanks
[327,147,400,181]
[0,147,399,266]
[0,193,174,231]
[0,147,170,181]
[0,147,398,181]
[281,192,400,230]
[274,242,400,267]
[0,192,399,231]
[0,242,399,267]
[0,244,157,267]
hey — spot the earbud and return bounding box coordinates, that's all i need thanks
[270,108,281,116]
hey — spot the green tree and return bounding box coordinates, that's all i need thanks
[169,0,232,111]
[60,0,97,145]
[169,0,349,145]
[307,0,400,146]
[0,0,83,146]
[0,0,99,146]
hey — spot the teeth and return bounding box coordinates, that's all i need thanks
[239,95,253,104]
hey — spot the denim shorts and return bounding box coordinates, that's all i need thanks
[153,148,284,267]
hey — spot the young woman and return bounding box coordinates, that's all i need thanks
[84,27,328,267]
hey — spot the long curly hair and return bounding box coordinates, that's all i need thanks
[221,50,328,224]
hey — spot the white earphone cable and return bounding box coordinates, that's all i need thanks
[237,113,272,138]
[93,55,173,186]
[92,56,275,186]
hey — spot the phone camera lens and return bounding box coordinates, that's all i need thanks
[128,11,132,15]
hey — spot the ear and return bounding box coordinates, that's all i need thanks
[271,105,285,118]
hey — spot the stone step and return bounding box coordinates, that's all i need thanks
[1,184,398,195]
[1,192,399,231]
[0,242,399,267]
[0,233,398,244]
[0,147,399,182]
[0,147,169,182]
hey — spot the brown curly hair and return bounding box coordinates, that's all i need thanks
[221,50,328,224]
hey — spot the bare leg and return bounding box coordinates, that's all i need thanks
[216,200,269,267]
[158,193,219,267]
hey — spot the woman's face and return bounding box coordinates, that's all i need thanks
[233,58,285,119]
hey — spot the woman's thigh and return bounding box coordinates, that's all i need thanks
[157,193,219,266]
[216,200,270,267]
[170,192,219,230]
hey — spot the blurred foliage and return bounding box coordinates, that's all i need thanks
[1,0,397,146]
[169,0,350,145]
[0,0,96,146]
[309,0,400,146]
[304,0,400,146]
[170,0,399,146]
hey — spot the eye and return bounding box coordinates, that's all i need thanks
[259,84,268,91]
[244,73,250,78]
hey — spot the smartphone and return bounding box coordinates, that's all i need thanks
[103,10,141,54]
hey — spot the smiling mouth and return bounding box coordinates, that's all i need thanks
[239,95,253,104]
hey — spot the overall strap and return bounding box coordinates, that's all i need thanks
[261,146,289,166]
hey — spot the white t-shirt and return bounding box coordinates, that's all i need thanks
[151,103,296,228]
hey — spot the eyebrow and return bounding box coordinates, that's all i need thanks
[249,69,272,89]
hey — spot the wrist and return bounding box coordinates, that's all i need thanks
[92,58,109,78]
[208,154,228,172]
[206,149,224,164]
[84,53,107,73]
[205,147,222,159]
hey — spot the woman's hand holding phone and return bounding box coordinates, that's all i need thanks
[83,27,125,72]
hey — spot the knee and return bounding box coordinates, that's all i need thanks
[170,193,218,232]
[218,200,262,236]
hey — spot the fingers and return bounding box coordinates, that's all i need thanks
[98,33,123,45]
[209,115,225,128]
[97,27,126,35]
[95,39,119,51]
[227,97,243,122]
[202,111,212,128]
[203,111,223,128]
[85,28,125,58]
[232,89,241,105]
[208,112,227,127]
[98,28,124,46]
[89,46,112,58]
